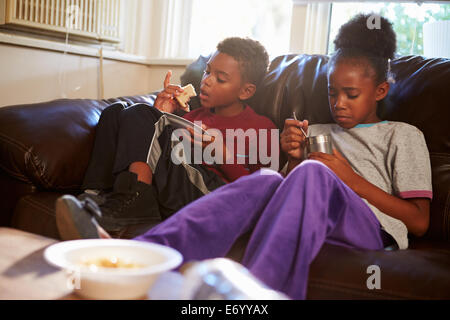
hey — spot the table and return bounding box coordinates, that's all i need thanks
[0,227,77,299]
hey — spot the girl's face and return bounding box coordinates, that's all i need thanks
[327,61,389,129]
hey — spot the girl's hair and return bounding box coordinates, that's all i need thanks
[330,13,397,84]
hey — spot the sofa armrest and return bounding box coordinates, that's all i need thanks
[0,99,109,190]
[0,170,36,226]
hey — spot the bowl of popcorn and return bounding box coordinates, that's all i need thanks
[44,239,183,299]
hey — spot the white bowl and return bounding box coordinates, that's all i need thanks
[44,239,183,300]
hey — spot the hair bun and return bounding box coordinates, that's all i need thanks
[334,13,396,60]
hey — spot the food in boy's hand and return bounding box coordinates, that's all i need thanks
[175,84,196,111]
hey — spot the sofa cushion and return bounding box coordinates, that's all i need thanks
[0,170,36,226]
[11,191,63,239]
[253,54,333,129]
[307,241,450,299]
[380,56,450,155]
[226,231,450,299]
[10,190,159,240]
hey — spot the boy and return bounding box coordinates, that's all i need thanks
[56,37,278,240]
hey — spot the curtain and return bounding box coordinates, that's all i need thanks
[290,1,331,55]
[158,0,194,58]
[119,0,194,59]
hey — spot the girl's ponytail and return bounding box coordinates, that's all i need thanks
[330,13,397,84]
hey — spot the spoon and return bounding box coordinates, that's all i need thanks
[292,112,308,138]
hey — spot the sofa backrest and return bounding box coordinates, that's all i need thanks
[268,54,450,242]
[0,95,156,191]
[181,53,450,242]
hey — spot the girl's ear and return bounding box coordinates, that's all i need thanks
[375,81,390,101]
[239,83,257,101]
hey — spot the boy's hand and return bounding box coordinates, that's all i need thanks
[281,118,308,161]
[308,149,360,189]
[185,126,232,164]
[185,125,214,148]
[154,71,190,113]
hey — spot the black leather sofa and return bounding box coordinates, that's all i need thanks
[0,53,449,299]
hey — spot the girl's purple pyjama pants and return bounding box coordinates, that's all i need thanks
[134,160,385,299]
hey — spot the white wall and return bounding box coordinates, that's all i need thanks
[0,0,319,108]
[0,43,186,108]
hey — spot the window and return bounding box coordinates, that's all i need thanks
[0,0,151,66]
[188,0,293,59]
[327,1,450,57]
[0,0,122,43]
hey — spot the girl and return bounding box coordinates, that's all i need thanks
[58,14,433,300]
[134,14,432,299]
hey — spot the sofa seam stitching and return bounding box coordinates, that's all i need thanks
[308,282,398,299]
[308,279,431,300]
[0,132,45,186]
[18,196,55,218]
[0,132,80,190]
[0,163,30,182]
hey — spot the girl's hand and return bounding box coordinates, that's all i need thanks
[281,118,308,173]
[154,71,190,113]
[308,149,361,189]
[280,119,309,160]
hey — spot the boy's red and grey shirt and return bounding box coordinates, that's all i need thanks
[183,105,278,182]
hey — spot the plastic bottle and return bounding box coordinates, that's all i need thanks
[148,258,289,300]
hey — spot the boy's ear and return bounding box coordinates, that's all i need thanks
[239,83,257,101]
[375,81,390,101]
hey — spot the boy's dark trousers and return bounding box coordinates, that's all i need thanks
[82,102,225,222]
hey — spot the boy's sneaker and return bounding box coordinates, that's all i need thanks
[95,171,162,231]
[56,171,162,240]
[77,189,109,206]
[56,195,105,240]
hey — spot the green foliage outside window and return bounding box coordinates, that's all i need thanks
[328,3,450,57]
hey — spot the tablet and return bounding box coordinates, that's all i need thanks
[162,112,210,136]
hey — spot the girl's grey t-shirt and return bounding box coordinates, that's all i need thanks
[308,121,432,249]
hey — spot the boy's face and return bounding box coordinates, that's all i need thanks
[327,61,389,129]
[199,52,253,109]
